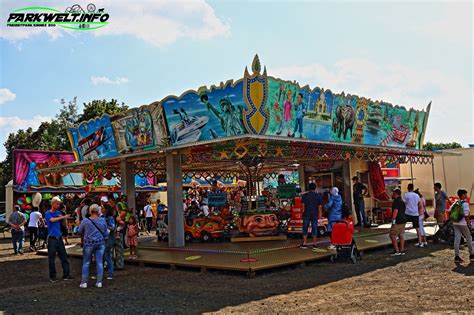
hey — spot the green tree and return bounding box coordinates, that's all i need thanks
[78,99,128,123]
[424,142,463,151]
[57,97,79,126]
[1,98,128,199]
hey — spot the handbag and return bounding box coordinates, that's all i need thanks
[86,218,107,241]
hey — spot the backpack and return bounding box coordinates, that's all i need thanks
[449,200,465,222]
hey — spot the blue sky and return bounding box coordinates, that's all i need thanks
[0,0,472,159]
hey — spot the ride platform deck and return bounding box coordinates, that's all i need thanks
[38,225,435,275]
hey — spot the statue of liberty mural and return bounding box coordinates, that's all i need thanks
[200,93,244,136]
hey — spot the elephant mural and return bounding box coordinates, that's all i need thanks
[332,104,355,140]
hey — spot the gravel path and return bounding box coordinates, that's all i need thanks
[0,238,472,314]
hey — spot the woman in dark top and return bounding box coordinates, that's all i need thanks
[59,204,70,245]
[103,204,116,280]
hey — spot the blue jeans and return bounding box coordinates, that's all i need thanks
[294,117,303,135]
[104,245,114,278]
[11,230,24,254]
[82,243,105,284]
[354,199,367,225]
[303,217,318,237]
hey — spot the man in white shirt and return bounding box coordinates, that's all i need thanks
[201,201,210,217]
[28,207,43,249]
[144,202,154,234]
[453,189,473,263]
[403,183,423,247]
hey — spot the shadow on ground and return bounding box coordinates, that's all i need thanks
[0,241,470,314]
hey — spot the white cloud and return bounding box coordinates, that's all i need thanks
[0,88,16,104]
[0,115,52,159]
[0,0,230,47]
[272,58,473,146]
[91,76,129,85]
[0,115,51,132]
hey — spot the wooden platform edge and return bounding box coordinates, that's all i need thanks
[231,235,287,243]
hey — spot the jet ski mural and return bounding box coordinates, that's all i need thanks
[170,108,209,145]
[162,81,246,146]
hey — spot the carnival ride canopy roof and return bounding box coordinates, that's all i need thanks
[40,134,434,179]
[64,55,432,167]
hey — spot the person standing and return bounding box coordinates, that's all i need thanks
[277,174,286,186]
[201,201,210,217]
[103,205,116,280]
[325,187,343,250]
[81,199,92,221]
[59,204,70,245]
[352,176,368,227]
[45,197,73,282]
[403,184,423,247]
[389,189,407,256]
[414,189,428,246]
[8,205,27,255]
[116,195,131,250]
[114,209,126,270]
[78,204,108,289]
[434,183,448,225]
[143,202,154,234]
[452,189,473,263]
[127,216,139,260]
[300,183,323,250]
[117,195,131,221]
[28,206,43,250]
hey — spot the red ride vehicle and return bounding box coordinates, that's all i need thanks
[287,196,328,237]
[184,217,224,242]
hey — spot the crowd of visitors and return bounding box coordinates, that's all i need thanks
[5,179,473,289]
[387,183,473,262]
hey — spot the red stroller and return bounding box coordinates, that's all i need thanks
[330,219,361,264]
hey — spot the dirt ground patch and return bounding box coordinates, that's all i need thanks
[0,238,473,314]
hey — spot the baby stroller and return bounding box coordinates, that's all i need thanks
[432,219,470,245]
[37,226,49,249]
[156,213,168,241]
[330,219,361,264]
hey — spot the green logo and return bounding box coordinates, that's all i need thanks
[7,4,109,30]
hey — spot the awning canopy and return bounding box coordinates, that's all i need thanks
[39,135,434,181]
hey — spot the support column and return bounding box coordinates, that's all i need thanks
[298,165,306,192]
[5,180,14,220]
[342,161,352,207]
[166,152,184,247]
[120,160,136,216]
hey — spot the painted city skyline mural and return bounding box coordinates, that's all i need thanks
[68,55,430,161]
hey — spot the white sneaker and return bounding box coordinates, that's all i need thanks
[106,276,113,280]
[414,243,421,247]
[328,245,337,250]
[423,242,428,246]
[419,243,425,248]
[79,283,87,289]
[95,282,102,288]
